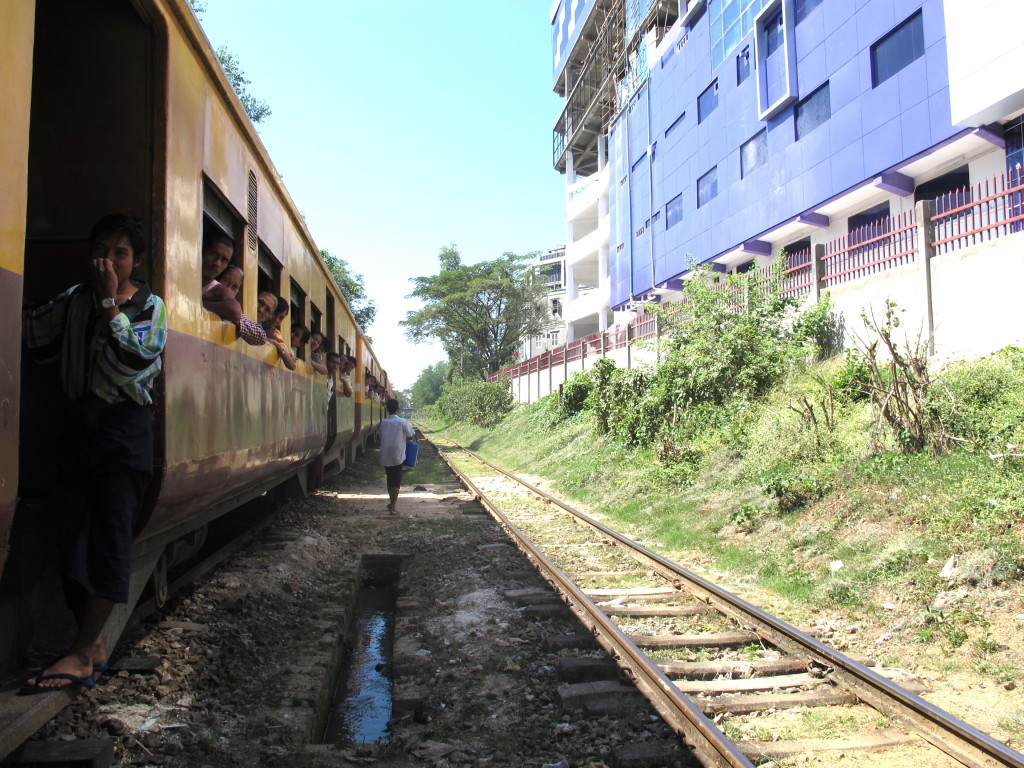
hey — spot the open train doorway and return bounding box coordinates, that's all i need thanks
[6,0,166,676]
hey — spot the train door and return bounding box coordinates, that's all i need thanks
[9,0,166,672]
[0,1,37,667]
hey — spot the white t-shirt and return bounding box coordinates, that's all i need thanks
[379,414,414,467]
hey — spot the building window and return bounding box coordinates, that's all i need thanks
[698,80,719,123]
[737,45,751,85]
[871,11,925,87]
[763,8,784,55]
[709,0,771,70]
[795,82,830,140]
[848,201,891,242]
[754,0,798,121]
[734,259,756,274]
[794,0,823,24]
[783,237,811,262]
[666,110,686,136]
[697,167,718,207]
[1006,115,1024,180]
[915,166,972,215]
[740,130,767,177]
[666,193,683,228]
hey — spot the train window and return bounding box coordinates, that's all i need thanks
[257,243,279,296]
[310,302,322,336]
[202,183,243,292]
[325,293,336,354]
[290,278,306,328]
[203,182,241,243]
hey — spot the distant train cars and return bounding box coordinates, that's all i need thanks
[0,0,389,685]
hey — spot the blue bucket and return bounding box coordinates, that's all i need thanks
[404,441,419,468]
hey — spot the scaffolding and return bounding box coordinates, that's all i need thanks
[552,0,678,176]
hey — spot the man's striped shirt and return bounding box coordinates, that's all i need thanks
[23,282,167,406]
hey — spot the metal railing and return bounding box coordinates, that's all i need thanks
[932,169,1024,254]
[494,167,1024,383]
[823,210,918,287]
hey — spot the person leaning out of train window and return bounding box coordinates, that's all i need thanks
[20,213,167,693]
[200,232,239,321]
[325,352,340,399]
[335,353,354,398]
[257,291,297,371]
[290,323,310,359]
[216,264,266,346]
[308,331,328,375]
[334,354,354,398]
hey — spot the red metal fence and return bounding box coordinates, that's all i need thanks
[823,209,918,287]
[932,169,1024,254]
[491,168,1024,383]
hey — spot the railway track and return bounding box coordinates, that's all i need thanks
[419,426,1024,768]
[0,496,284,761]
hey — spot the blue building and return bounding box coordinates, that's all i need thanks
[550,0,1024,339]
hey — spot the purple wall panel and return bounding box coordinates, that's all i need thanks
[603,0,957,287]
[864,117,905,173]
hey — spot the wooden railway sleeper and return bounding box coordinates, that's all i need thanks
[424,430,1024,768]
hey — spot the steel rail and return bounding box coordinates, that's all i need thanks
[423,428,1024,768]
[426,432,754,768]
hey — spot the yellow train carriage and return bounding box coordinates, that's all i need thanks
[2,0,386,705]
[0,1,35,584]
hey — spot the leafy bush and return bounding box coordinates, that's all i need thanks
[832,350,872,402]
[928,347,1024,452]
[433,375,514,427]
[556,371,594,421]
[761,470,829,511]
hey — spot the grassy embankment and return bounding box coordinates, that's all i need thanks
[417,346,1024,699]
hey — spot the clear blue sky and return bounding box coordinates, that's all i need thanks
[195,1,567,390]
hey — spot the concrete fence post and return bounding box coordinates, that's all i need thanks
[916,199,936,355]
[654,313,661,365]
[811,243,827,300]
[626,322,633,370]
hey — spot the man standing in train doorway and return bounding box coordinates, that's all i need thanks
[20,214,167,693]
[379,398,415,515]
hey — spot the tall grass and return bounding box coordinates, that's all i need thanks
[421,346,1024,618]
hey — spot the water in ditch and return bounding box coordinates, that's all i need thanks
[322,571,398,744]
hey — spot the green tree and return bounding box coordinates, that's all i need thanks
[320,248,377,331]
[402,245,547,378]
[188,1,271,125]
[412,361,450,408]
[215,47,272,125]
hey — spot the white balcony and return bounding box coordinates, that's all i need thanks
[565,217,609,267]
[566,167,609,224]
[564,286,609,323]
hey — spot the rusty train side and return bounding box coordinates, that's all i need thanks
[0,0,389,698]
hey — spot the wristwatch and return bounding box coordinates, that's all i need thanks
[100,297,119,309]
